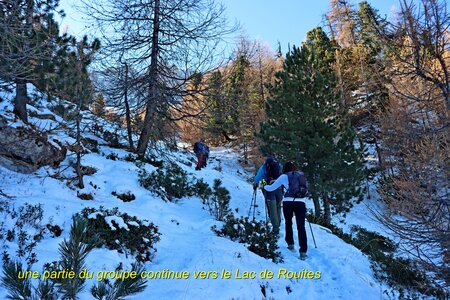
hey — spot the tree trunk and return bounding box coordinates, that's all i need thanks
[14,78,28,123]
[13,0,34,123]
[76,110,84,189]
[323,196,331,225]
[312,194,321,220]
[124,63,134,151]
[136,0,160,156]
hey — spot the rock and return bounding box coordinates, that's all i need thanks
[0,116,66,173]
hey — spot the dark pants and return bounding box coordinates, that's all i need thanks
[283,201,307,253]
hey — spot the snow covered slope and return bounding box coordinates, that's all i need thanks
[0,96,387,300]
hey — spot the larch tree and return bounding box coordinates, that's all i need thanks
[375,0,449,279]
[82,0,236,156]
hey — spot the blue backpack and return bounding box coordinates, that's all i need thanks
[194,142,204,154]
[285,171,308,198]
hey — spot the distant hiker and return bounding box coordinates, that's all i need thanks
[264,161,308,260]
[193,139,208,170]
[202,145,210,167]
[253,155,283,234]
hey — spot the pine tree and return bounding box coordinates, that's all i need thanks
[204,70,235,142]
[0,0,64,122]
[259,27,365,223]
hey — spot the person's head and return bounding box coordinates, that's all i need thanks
[282,161,297,174]
[265,155,274,164]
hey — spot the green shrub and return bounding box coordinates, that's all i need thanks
[206,179,231,221]
[213,215,281,263]
[1,215,148,299]
[350,225,396,256]
[0,203,47,265]
[78,207,160,262]
[106,153,118,161]
[139,163,190,201]
[191,178,212,202]
[124,153,137,162]
[91,262,147,300]
[138,155,163,168]
[138,163,228,206]
[307,215,445,298]
[82,137,99,153]
[1,216,98,300]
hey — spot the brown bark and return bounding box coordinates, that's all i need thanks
[124,63,134,151]
[311,195,321,219]
[13,78,29,123]
[136,0,160,156]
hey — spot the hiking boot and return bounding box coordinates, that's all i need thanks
[287,244,295,251]
[299,252,307,260]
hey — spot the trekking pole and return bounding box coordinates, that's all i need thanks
[248,190,257,219]
[252,191,257,220]
[308,220,317,248]
[264,200,269,224]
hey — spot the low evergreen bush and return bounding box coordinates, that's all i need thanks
[105,153,118,161]
[205,179,231,221]
[139,163,190,201]
[191,178,212,202]
[82,137,99,153]
[138,155,163,168]
[307,215,446,298]
[139,162,218,202]
[78,207,160,262]
[213,215,281,263]
[1,216,148,300]
[0,203,47,266]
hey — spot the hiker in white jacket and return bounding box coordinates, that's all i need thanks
[264,161,309,260]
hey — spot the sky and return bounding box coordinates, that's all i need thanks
[58,0,401,54]
[223,0,400,51]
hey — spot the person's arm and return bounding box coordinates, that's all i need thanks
[264,174,289,192]
[253,165,265,185]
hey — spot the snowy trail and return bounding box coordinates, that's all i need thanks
[0,136,385,299]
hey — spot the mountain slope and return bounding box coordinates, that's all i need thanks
[0,92,386,299]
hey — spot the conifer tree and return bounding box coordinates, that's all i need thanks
[259,27,365,223]
[0,0,64,122]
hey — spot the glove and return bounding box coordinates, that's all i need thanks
[253,184,258,191]
[260,179,267,189]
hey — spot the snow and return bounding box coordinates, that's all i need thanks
[0,89,425,299]
[88,212,103,219]
[105,216,129,231]
[0,144,386,300]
